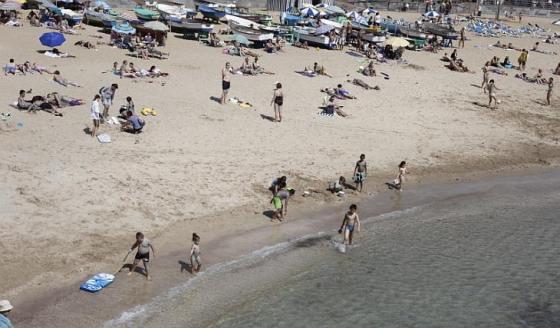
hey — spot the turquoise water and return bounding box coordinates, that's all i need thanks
[108,172,560,328]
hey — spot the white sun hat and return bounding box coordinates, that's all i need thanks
[0,300,13,312]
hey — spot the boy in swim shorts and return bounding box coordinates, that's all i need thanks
[338,204,361,245]
[128,232,155,280]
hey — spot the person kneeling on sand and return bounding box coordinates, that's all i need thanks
[121,110,145,134]
[362,61,377,77]
[338,204,361,245]
[189,233,202,273]
[128,232,155,280]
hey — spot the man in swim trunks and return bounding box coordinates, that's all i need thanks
[338,204,361,245]
[221,62,232,105]
[353,154,367,192]
[128,232,155,280]
[99,83,118,120]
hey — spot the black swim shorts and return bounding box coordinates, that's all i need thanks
[222,80,231,91]
[135,252,150,262]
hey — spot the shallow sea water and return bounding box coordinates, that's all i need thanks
[107,171,560,328]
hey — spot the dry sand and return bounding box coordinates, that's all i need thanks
[0,9,559,326]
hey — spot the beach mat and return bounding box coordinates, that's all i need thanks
[80,273,115,293]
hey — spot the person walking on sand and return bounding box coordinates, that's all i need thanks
[99,83,118,120]
[221,62,232,105]
[395,161,408,191]
[518,49,528,71]
[338,204,361,245]
[271,82,284,122]
[128,232,155,280]
[487,79,499,109]
[459,27,465,49]
[353,154,367,192]
[190,233,202,273]
[481,65,489,93]
[90,94,101,137]
[547,77,553,106]
[0,300,13,328]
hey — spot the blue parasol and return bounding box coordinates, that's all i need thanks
[39,32,66,47]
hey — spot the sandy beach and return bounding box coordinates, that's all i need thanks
[1,6,559,327]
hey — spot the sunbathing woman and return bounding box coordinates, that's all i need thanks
[53,70,82,87]
[148,65,169,78]
[74,40,96,49]
[347,79,379,90]
[335,84,357,99]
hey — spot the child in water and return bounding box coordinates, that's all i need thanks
[190,233,201,273]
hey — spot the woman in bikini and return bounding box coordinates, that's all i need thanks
[395,161,408,191]
[271,82,284,122]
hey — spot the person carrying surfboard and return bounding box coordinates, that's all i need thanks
[128,232,155,280]
[338,204,361,245]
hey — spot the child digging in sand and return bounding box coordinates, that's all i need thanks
[190,233,202,273]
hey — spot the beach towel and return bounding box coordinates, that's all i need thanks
[80,273,115,293]
[97,133,111,143]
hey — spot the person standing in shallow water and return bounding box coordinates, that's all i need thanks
[395,161,408,191]
[128,232,155,280]
[353,154,367,192]
[338,204,361,245]
[271,82,284,122]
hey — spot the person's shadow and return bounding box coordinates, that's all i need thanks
[179,260,194,274]
[260,114,276,122]
[209,96,221,104]
[262,210,276,219]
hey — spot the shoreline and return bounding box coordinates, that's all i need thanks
[12,155,560,327]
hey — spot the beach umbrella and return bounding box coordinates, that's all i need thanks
[231,34,250,45]
[384,37,409,48]
[0,1,21,10]
[300,6,319,17]
[39,32,65,47]
[346,11,363,21]
[362,7,377,16]
[424,10,439,18]
[143,21,169,32]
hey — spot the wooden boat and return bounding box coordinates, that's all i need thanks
[134,7,160,21]
[225,14,277,33]
[294,26,333,48]
[111,21,136,35]
[361,33,386,43]
[398,24,427,39]
[169,19,213,34]
[155,3,196,20]
[229,21,273,42]
[198,4,225,21]
[60,8,83,26]
[84,7,119,28]
[423,23,458,39]
[224,6,271,25]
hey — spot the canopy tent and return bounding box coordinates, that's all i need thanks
[424,10,439,18]
[143,21,169,32]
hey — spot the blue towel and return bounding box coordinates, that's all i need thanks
[80,273,115,293]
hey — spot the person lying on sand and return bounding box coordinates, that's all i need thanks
[347,79,379,90]
[488,67,508,76]
[293,41,309,50]
[531,42,557,55]
[545,36,555,45]
[24,93,64,116]
[74,40,96,49]
[53,70,82,87]
[147,65,169,78]
[362,61,377,77]
[329,176,356,193]
[31,62,53,75]
[334,84,357,99]
[44,48,75,58]
[119,60,136,78]
[46,92,84,107]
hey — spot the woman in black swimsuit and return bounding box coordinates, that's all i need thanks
[271,82,284,122]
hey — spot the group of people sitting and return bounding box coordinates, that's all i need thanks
[264,37,286,54]
[442,50,472,73]
[16,89,84,116]
[113,60,169,79]
[4,59,54,75]
[1,10,22,26]
[239,57,274,75]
